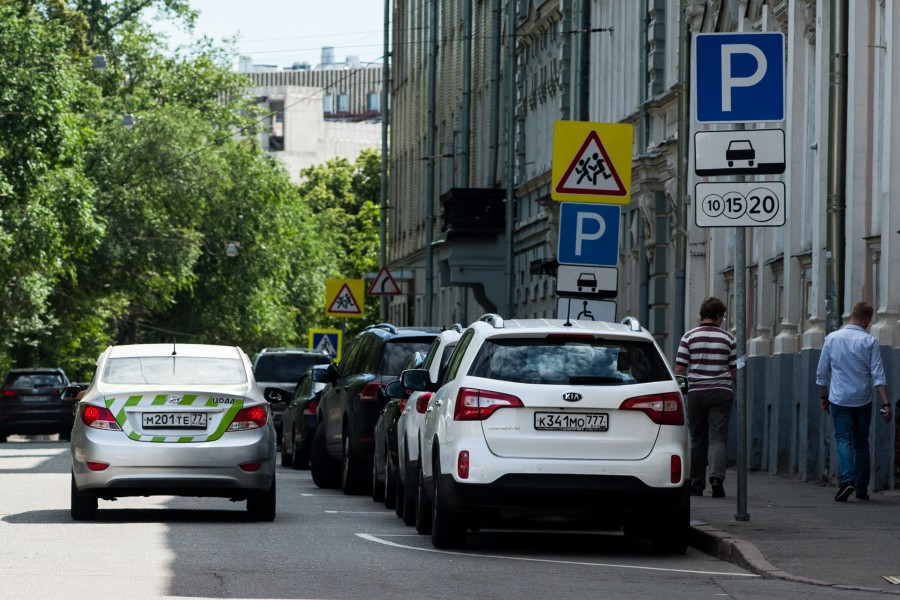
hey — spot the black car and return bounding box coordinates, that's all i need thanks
[372,351,425,509]
[0,368,73,442]
[280,364,329,470]
[252,348,331,444]
[310,323,439,494]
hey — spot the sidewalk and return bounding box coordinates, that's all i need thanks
[690,468,900,594]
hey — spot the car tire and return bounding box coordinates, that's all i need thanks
[247,477,277,522]
[59,429,71,442]
[0,432,7,443]
[394,467,405,518]
[414,466,432,535]
[402,459,417,526]
[650,504,690,554]
[310,425,340,489]
[292,430,311,470]
[383,451,397,510]
[280,427,292,467]
[371,451,385,503]
[70,473,97,521]
[431,463,467,549]
[342,432,369,495]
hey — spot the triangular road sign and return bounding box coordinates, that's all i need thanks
[368,267,402,296]
[555,130,627,197]
[327,283,363,315]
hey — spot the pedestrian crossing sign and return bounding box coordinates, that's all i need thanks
[325,278,365,318]
[310,328,341,361]
[551,121,633,204]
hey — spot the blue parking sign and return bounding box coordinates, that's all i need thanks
[557,203,620,267]
[694,32,784,123]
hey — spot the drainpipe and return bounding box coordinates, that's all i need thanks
[825,1,848,334]
[461,0,472,187]
[425,0,438,324]
[379,0,390,322]
[576,0,590,120]
[638,0,649,326]
[488,0,501,187]
[673,0,689,347]
[505,0,517,317]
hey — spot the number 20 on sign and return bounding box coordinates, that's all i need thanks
[694,182,785,227]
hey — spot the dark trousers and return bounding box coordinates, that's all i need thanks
[687,388,734,491]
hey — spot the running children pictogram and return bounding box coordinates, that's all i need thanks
[555,130,626,197]
[551,121,633,204]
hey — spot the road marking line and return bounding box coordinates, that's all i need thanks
[356,533,758,578]
[325,511,392,514]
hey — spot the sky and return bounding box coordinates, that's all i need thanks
[153,0,387,69]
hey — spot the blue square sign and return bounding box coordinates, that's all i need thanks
[557,203,620,267]
[694,32,784,123]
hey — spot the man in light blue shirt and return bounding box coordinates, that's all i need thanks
[816,301,892,502]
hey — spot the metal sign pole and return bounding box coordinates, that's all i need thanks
[735,225,749,521]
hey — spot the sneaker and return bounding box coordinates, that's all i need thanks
[710,478,725,498]
[834,483,854,502]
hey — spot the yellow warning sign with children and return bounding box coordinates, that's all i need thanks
[551,121,633,204]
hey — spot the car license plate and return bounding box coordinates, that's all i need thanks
[534,412,608,432]
[142,412,207,429]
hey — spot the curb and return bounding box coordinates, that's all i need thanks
[690,522,900,595]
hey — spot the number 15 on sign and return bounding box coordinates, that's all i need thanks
[694,182,785,227]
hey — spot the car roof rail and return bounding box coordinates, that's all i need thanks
[478,313,504,329]
[445,323,464,333]
[621,316,642,332]
[366,323,398,334]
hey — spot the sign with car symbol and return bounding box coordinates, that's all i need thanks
[694,129,785,176]
[556,265,617,299]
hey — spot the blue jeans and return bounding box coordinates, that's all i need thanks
[830,403,872,493]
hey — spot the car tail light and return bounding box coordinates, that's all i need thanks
[671,455,683,484]
[454,388,524,421]
[545,333,595,340]
[359,382,382,402]
[2,389,15,398]
[398,398,407,412]
[239,462,262,472]
[619,392,684,425]
[227,405,269,431]
[86,461,109,471]
[415,392,433,414]
[307,399,319,415]
[81,405,122,431]
[457,450,470,479]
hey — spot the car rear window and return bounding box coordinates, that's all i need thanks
[469,337,671,385]
[6,373,65,387]
[254,354,330,382]
[381,339,436,376]
[103,357,248,385]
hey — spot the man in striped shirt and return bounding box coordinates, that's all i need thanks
[674,297,737,498]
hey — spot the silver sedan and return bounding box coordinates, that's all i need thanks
[69,343,281,521]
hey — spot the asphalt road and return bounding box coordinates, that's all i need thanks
[0,437,887,599]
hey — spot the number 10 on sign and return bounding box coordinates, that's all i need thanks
[694,182,785,227]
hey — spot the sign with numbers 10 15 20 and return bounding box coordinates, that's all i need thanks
[694,181,785,227]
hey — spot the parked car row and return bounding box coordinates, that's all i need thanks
[329,315,692,554]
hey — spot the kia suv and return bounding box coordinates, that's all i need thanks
[406,315,690,552]
[310,323,439,495]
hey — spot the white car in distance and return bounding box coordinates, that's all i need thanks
[408,315,690,552]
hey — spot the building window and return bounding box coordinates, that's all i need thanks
[368,92,380,112]
[323,94,333,114]
[268,100,284,152]
[338,94,349,113]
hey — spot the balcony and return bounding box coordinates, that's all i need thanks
[440,188,506,239]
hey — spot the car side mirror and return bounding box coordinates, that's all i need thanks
[384,379,407,399]
[58,385,82,401]
[311,368,329,384]
[401,368,433,392]
[675,375,688,394]
[264,387,290,404]
[326,362,341,384]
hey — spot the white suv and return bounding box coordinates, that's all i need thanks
[405,314,690,552]
[395,327,461,526]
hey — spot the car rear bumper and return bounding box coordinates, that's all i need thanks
[0,411,74,435]
[437,472,689,515]
[72,427,276,498]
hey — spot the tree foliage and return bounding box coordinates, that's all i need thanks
[0,0,383,379]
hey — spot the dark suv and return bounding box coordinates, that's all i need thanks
[252,348,331,444]
[310,324,439,494]
[0,368,73,442]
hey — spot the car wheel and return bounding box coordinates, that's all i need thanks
[59,429,71,442]
[292,430,312,470]
[70,472,97,521]
[402,459,417,526]
[247,477,277,522]
[431,462,467,549]
[383,451,397,510]
[280,427,292,467]
[394,466,405,518]
[0,432,7,443]
[342,432,369,495]
[650,504,690,554]
[371,450,385,503]
[414,465,432,535]
[310,425,340,489]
